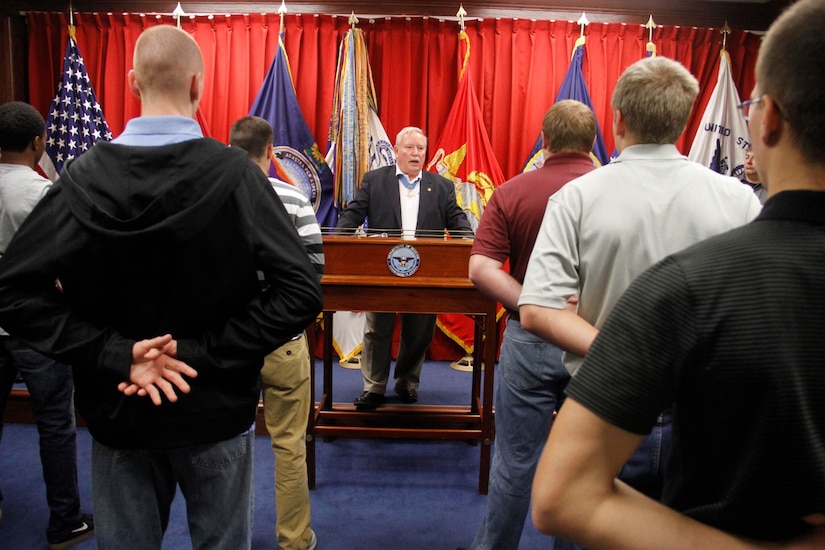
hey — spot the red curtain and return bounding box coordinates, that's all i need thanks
[26,12,761,180]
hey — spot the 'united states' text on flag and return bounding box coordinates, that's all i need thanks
[688,50,750,178]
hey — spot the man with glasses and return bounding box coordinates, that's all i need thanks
[530,0,825,547]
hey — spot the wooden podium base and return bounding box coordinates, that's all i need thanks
[308,236,497,494]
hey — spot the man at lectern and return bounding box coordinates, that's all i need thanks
[336,126,472,410]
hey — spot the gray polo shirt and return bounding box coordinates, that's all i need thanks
[519,143,762,374]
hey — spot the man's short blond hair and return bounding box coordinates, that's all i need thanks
[542,100,597,154]
[611,57,699,144]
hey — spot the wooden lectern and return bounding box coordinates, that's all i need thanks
[310,235,497,494]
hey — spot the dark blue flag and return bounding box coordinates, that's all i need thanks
[39,30,111,180]
[523,44,609,171]
[249,33,337,228]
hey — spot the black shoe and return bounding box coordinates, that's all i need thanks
[394,385,418,404]
[47,514,94,550]
[354,391,386,410]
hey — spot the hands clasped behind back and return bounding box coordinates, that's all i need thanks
[117,334,198,405]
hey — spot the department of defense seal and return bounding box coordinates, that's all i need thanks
[387,244,421,278]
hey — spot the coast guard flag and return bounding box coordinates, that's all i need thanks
[39,26,111,181]
[249,33,337,228]
[328,28,394,210]
[427,31,506,356]
[688,50,750,179]
[523,43,609,171]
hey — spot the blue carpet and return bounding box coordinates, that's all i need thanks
[0,361,549,549]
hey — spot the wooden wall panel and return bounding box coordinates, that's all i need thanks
[0,15,27,104]
[2,0,793,30]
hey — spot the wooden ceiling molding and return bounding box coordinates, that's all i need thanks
[5,0,795,30]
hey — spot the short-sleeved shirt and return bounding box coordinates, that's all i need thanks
[0,164,52,336]
[566,190,825,541]
[0,164,52,252]
[471,152,595,288]
[519,143,763,374]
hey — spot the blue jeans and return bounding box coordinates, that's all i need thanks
[543,413,672,550]
[0,337,82,534]
[470,321,673,550]
[91,426,255,550]
[618,410,672,500]
[470,319,569,550]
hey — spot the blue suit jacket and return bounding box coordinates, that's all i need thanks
[335,165,473,238]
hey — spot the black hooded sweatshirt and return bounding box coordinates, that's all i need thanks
[0,138,323,449]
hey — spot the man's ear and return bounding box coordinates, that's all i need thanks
[190,72,203,104]
[31,133,44,152]
[612,109,625,137]
[759,95,785,147]
[127,69,141,99]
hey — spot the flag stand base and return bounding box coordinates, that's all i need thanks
[339,354,361,370]
[450,354,483,372]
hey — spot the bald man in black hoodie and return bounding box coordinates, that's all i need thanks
[0,25,322,549]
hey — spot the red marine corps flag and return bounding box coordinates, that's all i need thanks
[426,26,505,364]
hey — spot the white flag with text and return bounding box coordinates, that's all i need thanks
[688,51,751,179]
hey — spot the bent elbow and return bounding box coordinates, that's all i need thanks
[467,256,484,288]
[530,492,567,535]
[519,305,538,334]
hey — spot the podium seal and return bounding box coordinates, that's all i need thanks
[387,244,421,277]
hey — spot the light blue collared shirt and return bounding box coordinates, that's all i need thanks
[112,116,203,146]
[395,166,422,188]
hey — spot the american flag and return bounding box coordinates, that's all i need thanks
[39,27,112,181]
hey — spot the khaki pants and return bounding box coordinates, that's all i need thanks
[261,334,313,550]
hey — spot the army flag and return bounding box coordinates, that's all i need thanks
[688,50,750,179]
[328,28,394,210]
[326,26,394,362]
[249,32,338,228]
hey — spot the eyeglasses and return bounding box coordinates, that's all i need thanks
[737,97,764,122]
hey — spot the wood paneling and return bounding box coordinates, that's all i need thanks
[3,0,793,30]
[0,15,27,104]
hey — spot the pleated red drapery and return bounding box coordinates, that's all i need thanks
[26,11,761,182]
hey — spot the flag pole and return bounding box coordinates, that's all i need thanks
[645,15,657,57]
[278,0,287,34]
[456,5,469,79]
[720,21,731,51]
[68,0,76,41]
[574,12,589,55]
[173,3,185,28]
[456,4,467,33]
